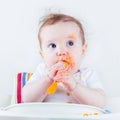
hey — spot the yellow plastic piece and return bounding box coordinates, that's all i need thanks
[47,62,68,95]
[47,81,57,95]
[83,112,99,117]
[83,113,89,117]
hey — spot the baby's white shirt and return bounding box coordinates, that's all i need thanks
[28,62,104,103]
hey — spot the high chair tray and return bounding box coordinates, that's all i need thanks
[1,103,107,118]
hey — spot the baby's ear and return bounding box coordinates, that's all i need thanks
[82,43,87,55]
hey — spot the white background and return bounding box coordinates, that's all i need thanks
[0,0,120,97]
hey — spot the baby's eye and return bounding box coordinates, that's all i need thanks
[49,43,56,48]
[66,41,74,47]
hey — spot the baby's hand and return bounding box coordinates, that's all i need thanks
[47,61,73,94]
[47,62,66,95]
[54,73,76,91]
[52,61,72,83]
[48,62,66,80]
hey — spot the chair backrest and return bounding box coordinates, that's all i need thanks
[12,72,32,104]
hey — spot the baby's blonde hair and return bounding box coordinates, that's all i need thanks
[38,13,85,48]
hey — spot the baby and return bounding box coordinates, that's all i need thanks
[22,13,106,108]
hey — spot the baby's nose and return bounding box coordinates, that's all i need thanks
[56,51,68,56]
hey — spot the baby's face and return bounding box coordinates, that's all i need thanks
[40,22,87,74]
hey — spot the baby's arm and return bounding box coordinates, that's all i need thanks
[55,71,106,108]
[22,62,65,102]
[71,82,106,108]
[22,75,52,102]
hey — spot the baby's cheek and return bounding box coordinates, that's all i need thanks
[45,60,55,68]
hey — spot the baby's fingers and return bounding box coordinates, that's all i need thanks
[50,62,65,71]
[54,78,63,82]
[48,62,65,78]
[48,68,58,79]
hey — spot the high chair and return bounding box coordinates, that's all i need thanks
[12,72,32,104]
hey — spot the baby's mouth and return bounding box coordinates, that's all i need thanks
[57,56,74,68]
[60,59,68,63]
[58,56,70,62]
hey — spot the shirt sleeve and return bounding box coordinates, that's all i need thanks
[81,67,104,89]
[28,62,48,83]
